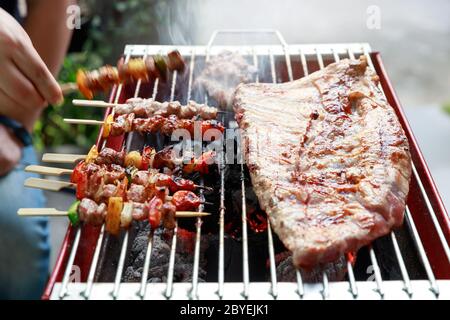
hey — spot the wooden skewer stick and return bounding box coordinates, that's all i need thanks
[73,98,227,115]
[42,153,85,163]
[64,118,103,125]
[18,208,210,218]
[25,178,75,191]
[25,165,73,176]
[25,166,213,192]
[24,178,213,205]
[72,99,121,108]
[18,208,68,216]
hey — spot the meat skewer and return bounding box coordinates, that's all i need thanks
[24,177,211,208]
[73,98,220,120]
[67,50,185,99]
[41,145,217,175]
[23,175,210,233]
[65,113,225,138]
[25,163,211,192]
[18,198,210,236]
[69,160,211,195]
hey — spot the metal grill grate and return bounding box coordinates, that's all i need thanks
[48,30,450,300]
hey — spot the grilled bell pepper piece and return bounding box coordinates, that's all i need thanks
[125,166,138,184]
[141,146,155,170]
[68,200,81,226]
[120,202,133,228]
[76,69,94,100]
[147,196,163,230]
[71,161,88,199]
[114,177,129,199]
[86,145,99,164]
[102,114,114,138]
[153,54,168,81]
[106,197,123,236]
[124,150,142,169]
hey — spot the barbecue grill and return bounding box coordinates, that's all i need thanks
[43,30,450,300]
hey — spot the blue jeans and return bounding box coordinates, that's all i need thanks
[0,146,49,299]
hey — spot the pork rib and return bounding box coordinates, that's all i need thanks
[233,56,411,268]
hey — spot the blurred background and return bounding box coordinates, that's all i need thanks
[46,0,450,266]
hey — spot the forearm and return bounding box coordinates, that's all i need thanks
[24,0,75,76]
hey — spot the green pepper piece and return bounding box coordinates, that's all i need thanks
[125,166,138,185]
[68,200,80,226]
[154,54,168,81]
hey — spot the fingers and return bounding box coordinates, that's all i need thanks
[0,59,47,110]
[0,124,22,176]
[0,86,45,131]
[12,40,63,106]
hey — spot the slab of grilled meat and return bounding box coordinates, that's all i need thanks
[234,56,411,268]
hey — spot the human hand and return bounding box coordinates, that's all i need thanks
[0,8,63,131]
[0,124,22,176]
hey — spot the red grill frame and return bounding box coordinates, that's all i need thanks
[41,52,450,299]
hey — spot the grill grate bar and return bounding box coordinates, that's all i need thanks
[252,49,259,83]
[58,50,134,300]
[269,49,276,84]
[346,259,358,298]
[111,50,148,299]
[299,49,309,76]
[347,49,355,60]
[332,48,340,63]
[295,270,304,298]
[58,227,81,298]
[186,51,195,103]
[283,47,294,82]
[369,246,385,298]
[190,178,205,299]
[322,273,329,299]
[240,160,250,298]
[165,223,178,298]
[335,42,358,299]
[139,230,154,298]
[111,231,129,298]
[138,51,163,299]
[316,50,340,298]
[405,207,439,295]
[316,48,325,70]
[253,50,278,299]
[79,52,132,300]
[266,48,280,298]
[83,224,105,298]
[163,48,184,299]
[170,70,178,102]
[267,220,278,298]
[360,47,446,291]
[315,49,362,298]
[390,232,413,296]
[190,48,207,299]
[411,164,450,264]
[215,59,229,297]
[217,142,226,299]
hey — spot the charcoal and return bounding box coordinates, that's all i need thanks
[122,222,210,283]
